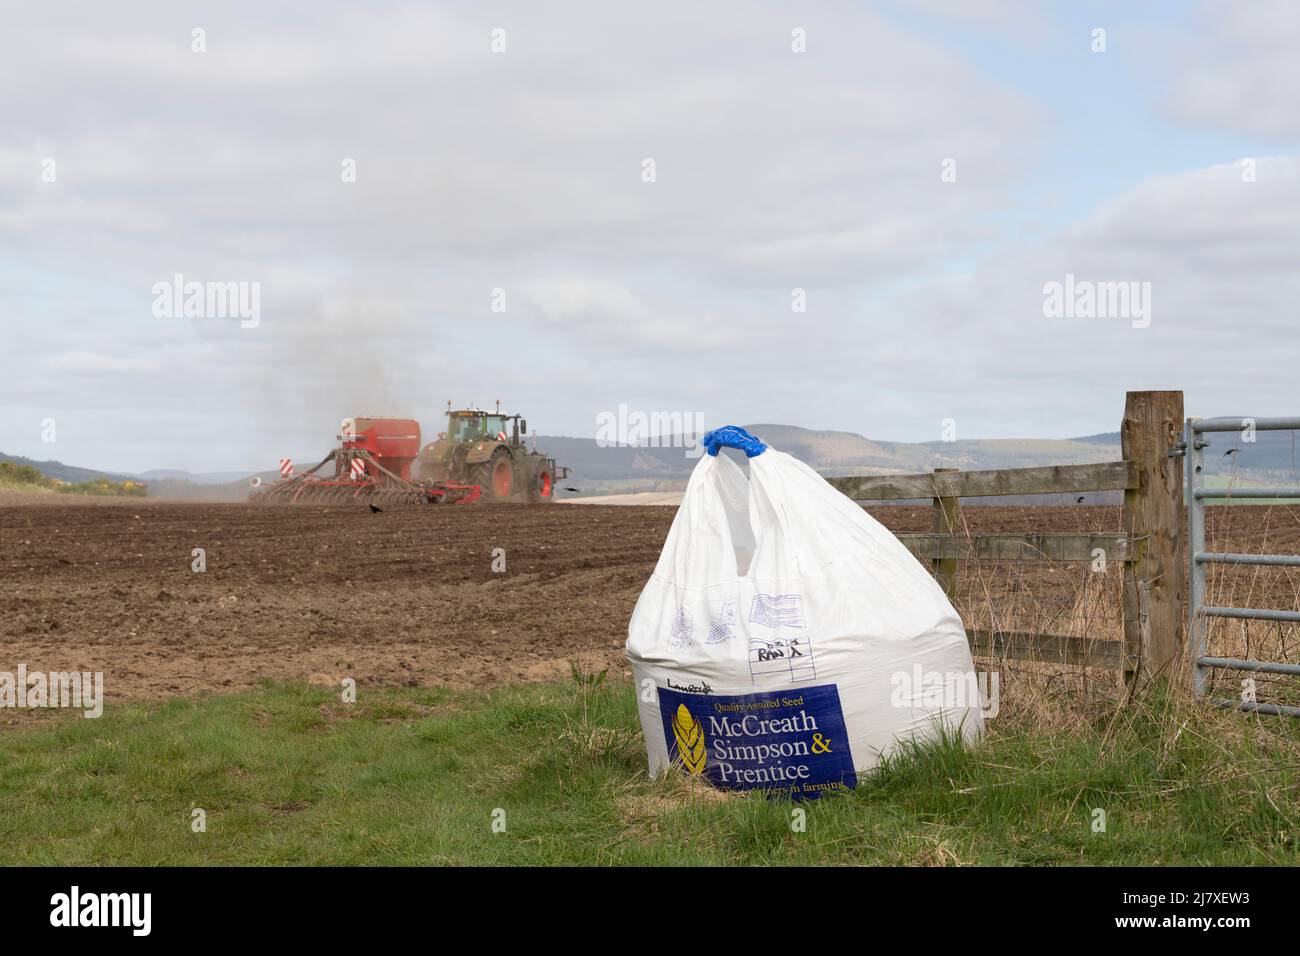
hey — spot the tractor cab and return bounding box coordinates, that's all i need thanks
[445,408,526,446]
[447,410,513,444]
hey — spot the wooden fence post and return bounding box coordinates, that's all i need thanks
[932,468,961,600]
[1121,390,1186,686]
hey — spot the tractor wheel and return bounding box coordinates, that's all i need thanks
[470,448,514,500]
[527,463,554,503]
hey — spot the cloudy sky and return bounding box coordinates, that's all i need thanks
[2,1,1298,473]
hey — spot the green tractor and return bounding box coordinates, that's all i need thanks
[415,404,567,502]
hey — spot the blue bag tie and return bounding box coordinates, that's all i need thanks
[702,425,767,458]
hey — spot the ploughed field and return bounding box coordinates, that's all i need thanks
[3,498,1300,707]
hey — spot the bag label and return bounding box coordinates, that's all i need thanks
[658,683,855,799]
[748,634,816,684]
[749,593,806,628]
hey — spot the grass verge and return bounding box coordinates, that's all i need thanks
[2,678,1299,865]
[0,461,146,496]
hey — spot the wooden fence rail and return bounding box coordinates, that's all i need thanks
[897,532,1134,563]
[966,629,1131,670]
[825,391,1186,686]
[829,459,1138,501]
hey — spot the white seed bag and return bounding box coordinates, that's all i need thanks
[627,429,982,798]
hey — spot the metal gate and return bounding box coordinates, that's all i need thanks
[1186,416,1300,716]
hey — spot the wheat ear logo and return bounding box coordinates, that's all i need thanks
[672,704,707,774]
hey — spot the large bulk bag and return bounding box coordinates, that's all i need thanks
[627,426,982,799]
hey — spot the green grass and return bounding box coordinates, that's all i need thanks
[2,679,1300,865]
[0,461,146,496]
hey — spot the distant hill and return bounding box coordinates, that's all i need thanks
[143,475,276,501]
[538,425,1124,495]
[1066,428,1300,477]
[1070,432,1120,445]
[1196,428,1300,477]
[0,452,130,484]
[0,453,280,501]
[7,420,1292,502]
[135,468,262,486]
[0,458,146,497]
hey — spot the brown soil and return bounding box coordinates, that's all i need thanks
[3,499,1299,709]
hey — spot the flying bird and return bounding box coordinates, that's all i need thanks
[563,487,581,493]
[1223,448,1239,457]
[368,504,383,513]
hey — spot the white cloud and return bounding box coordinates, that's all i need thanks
[873,155,1300,437]
[46,351,156,372]
[1162,1,1300,139]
